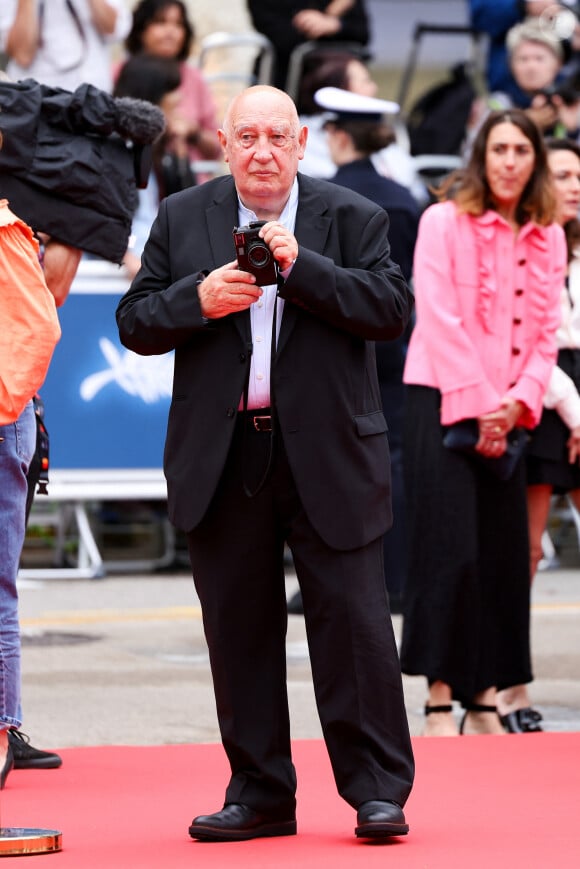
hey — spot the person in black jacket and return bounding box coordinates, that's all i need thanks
[247,0,370,91]
[116,83,414,843]
[320,86,419,614]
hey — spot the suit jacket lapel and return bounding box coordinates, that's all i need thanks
[206,178,251,345]
[277,174,332,354]
[204,174,332,352]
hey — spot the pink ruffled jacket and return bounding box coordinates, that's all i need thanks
[403,200,567,428]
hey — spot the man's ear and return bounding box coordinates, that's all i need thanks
[297,124,308,158]
[217,129,229,163]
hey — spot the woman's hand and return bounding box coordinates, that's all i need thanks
[500,397,525,431]
[476,398,524,457]
[567,425,580,464]
[476,411,508,457]
[476,430,508,458]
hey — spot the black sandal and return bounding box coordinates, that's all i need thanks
[459,703,498,735]
[424,704,453,715]
[500,707,543,733]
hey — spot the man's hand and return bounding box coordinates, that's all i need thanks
[259,221,299,273]
[551,93,580,135]
[197,260,263,319]
[527,94,559,132]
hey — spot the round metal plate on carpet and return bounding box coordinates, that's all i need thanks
[0,828,62,856]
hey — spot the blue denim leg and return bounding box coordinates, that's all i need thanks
[0,401,36,728]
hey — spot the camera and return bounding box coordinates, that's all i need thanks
[536,76,580,107]
[233,220,278,286]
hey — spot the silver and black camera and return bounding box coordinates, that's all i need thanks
[233,220,278,286]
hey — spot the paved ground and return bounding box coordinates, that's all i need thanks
[17,559,580,750]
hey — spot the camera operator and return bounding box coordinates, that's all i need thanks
[116,84,415,844]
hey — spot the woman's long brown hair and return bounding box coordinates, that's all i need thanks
[436,109,556,226]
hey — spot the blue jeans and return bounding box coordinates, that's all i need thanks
[0,401,36,728]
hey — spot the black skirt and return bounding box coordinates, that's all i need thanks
[526,348,580,493]
[400,385,532,703]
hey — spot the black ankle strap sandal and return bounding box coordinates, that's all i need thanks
[424,704,453,715]
[459,703,498,734]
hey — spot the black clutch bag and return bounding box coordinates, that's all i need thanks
[442,419,529,481]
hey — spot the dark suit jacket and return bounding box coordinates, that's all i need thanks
[329,157,420,390]
[116,172,413,551]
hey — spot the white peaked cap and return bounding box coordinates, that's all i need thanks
[313,86,400,121]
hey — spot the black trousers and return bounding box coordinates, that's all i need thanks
[402,386,532,702]
[186,414,414,817]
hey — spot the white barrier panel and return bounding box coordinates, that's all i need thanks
[19,259,174,580]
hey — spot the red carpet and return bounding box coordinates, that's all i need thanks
[1,735,578,867]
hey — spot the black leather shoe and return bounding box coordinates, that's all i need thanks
[500,707,543,733]
[8,730,62,769]
[188,803,297,841]
[1,744,14,790]
[355,800,409,839]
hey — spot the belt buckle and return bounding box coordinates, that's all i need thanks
[253,414,272,432]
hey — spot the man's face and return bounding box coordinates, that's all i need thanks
[218,89,307,218]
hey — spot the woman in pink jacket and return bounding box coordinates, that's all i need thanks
[401,109,566,737]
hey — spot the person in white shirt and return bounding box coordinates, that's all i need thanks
[0,0,131,93]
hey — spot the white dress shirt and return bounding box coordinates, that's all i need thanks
[236,177,299,410]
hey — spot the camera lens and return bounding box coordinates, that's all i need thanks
[248,241,271,269]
